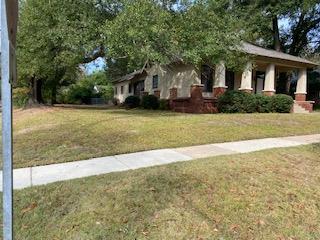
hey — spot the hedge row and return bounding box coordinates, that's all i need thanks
[124,95,169,110]
[217,91,294,113]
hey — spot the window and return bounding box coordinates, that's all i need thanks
[121,86,124,94]
[115,86,118,94]
[152,75,159,89]
[129,83,132,93]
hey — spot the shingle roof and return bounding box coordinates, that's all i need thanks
[114,43,318,83]
[114,68,146,83]
[241,42,318,67]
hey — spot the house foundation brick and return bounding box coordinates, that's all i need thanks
[169,84,217,113]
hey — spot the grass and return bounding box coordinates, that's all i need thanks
[2,144,320,239]
[2,107,320,168]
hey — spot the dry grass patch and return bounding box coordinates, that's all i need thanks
[2,144,320,239]
[1,107,320,168]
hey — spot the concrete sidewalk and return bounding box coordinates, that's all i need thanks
[1,134,320,190]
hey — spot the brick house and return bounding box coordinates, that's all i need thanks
[113,42,318,113]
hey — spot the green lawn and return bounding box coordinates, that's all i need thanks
[3,144,320,239]
[2,107,320,168]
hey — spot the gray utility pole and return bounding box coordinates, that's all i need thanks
[1,0,18,239]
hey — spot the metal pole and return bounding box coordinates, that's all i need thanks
[1,0,14,238]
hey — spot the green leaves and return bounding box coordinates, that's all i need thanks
[105,0,177,71]
[105,0,246,73]
[17,0,113,98]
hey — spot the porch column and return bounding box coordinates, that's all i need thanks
[295,68,307,101]
[239,62,253,93]
[213,61,227,97]
[263,63,276,96]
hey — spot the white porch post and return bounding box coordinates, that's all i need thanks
[213,61,227,97]
[295,68,307,101]
[263,63,276,96]
[239,62,253,93]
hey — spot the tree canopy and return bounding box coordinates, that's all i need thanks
[16,0,320,104]
[233,0,320,55]
[17,0,116,103]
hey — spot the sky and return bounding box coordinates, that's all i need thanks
[84,57,106,75]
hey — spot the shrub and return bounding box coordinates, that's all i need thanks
[112,98,119,106]
[242,93,258,113]
[13,87,29,107]
[124,95,141,109]
[255,94,272,113]
[141,95,159,110]
[217,90,256,113]
[57,71,113,104]
[159,99,169,110]
[99,85,114,102]
[218,91,294,114]
[271,94,294,113]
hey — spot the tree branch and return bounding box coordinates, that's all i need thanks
[82,46,105,64]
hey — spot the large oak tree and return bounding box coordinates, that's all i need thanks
[17,0,118,104]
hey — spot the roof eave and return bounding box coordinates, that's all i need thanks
[252,55,318,69]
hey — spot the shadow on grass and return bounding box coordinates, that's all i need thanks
[54,104,184,117]
[105,109,187,118]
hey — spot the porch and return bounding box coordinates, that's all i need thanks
[170,56,316,113]
[210,60,313,113]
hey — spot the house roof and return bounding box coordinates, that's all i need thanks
[114,68,146,83]
[114,43,318,83]
[241,42,318,67]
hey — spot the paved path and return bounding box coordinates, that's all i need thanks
[1,134,320,190]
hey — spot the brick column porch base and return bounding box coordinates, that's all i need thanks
[213,87,227,98]
[169,88,178,109]
[262,90,275,96]
[154,90,161,98]
[169,88,177,99]
[190,84,204,113]
[293,101,314,113]
[295,93,306,101]
[142,91,149,96]
[239,89,253,94]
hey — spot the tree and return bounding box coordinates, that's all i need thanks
[104,0,247,78]
[233,0,320,56]
[17,0,117,104]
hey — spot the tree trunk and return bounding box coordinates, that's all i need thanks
[272,16,281,52]
[51,85,57,105]
[36,79,44,103]
[29,77,44,104]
